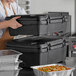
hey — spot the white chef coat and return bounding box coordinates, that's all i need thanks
[0,1,26,38]
[11,2,26,15]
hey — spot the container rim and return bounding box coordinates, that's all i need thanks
[0,67,22,72]
[31,64,75,73]
[0,49,22,57]
[0,59,23,64]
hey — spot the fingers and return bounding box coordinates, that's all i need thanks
[12,22,22,29]
[11,24,22,29]
[16,21,22,27]
[12,25,18,29]
[13,17,22,29]
[13,16,21,20]
[7,16,22,29]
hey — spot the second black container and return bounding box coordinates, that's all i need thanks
[6,38,67,68]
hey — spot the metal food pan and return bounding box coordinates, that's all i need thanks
[0,50,22,63]
[0,60,22,70]
[0,68,22,76]
[31,64,75,76]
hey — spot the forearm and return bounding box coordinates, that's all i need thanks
[0,21,8,29]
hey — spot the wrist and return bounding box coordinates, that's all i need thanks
[4,20,10,28]
[0,20,10,29]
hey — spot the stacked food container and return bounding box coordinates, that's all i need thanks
[5,12,71,76]
[6,37,66,68]
[0,50,22,76]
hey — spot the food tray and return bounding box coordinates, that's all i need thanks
[31,64,75,76]
[0,68,22,76]
[0,50,22,63]
[0,60,22,70]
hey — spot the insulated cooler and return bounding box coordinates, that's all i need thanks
[6,14,48,36]
[6,13,71,37]
[48,12,71,36]
[6,38,66,68]
[6,40,48,67]
[5,12,71,76]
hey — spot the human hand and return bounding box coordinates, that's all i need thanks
[7,16,22,29]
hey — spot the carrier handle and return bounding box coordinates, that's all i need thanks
[40,18,48,25]
[49,16,66,24]
[48,43,65,50]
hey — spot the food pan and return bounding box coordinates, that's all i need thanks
[0,68,22,76]
[31,64,75,76]
[0,60,22,70]
[0,50,22,63]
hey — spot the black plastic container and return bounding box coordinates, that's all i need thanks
[6,13,71,37]
[6,38,66,68]
[6,40,48,67]
[6,14,48,36]
[6,12,71,37]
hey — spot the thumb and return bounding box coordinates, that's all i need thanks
[14,16,21,20]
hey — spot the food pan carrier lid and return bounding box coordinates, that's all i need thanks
[6,37,63,48]
[7,40,47,47]
[6,14,48,21]
[6,38,61,48]
[0,50,22,57]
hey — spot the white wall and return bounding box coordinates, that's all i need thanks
[18,0,26,10]
[30,0,75,34]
